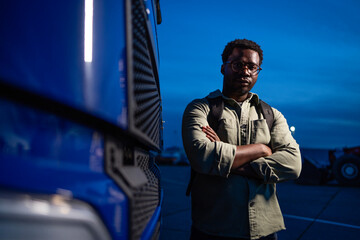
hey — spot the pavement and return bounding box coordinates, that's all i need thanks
[158,165,360,240]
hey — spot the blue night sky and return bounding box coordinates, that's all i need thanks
[157,0,360,150]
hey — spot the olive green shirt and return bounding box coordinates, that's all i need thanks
[182,90,302,240]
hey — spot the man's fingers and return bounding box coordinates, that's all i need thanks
[202,126,220,142]
[205,126,220,141]
[203,129,217,139]
[202,126,215,134]
[204,126,215,133]
[204,127,216,136]
[202,127,214,141]
[206,134,216,142]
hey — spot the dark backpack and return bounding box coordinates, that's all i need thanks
[185,96,274,196]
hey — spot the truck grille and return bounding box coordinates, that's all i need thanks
[131,150,160,239]
[105,139,161,240]
[131,0,161,148]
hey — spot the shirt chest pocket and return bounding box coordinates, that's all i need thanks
[250,119,271,145]
[216,118,237,144]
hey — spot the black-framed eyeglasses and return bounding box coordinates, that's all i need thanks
[225,60,262,75]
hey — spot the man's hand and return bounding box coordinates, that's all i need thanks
[202,126,220,142]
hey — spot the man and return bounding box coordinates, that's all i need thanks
[182,39,302,240]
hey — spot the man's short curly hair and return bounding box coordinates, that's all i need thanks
[221,39,263,65]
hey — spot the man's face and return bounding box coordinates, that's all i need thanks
[221,48,260,100]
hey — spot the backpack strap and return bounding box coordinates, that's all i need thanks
[206,96,224,132]
[259,100,274,132]
[186,168,196,196]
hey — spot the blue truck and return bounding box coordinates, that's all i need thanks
[0,0,163,239]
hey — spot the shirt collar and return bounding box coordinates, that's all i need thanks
[207,89,260,105]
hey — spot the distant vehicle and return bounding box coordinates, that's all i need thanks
[155,147,189,165]
[329,146,360,186]
[0,0,163,239]
[297,146,360,186]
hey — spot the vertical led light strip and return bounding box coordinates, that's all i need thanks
[84,0,93,62]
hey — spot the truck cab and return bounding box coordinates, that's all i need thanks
[0,0,163,239]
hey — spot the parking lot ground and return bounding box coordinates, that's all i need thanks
[159,166,360,240]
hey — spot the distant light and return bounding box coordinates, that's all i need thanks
[290,126,296,132]
[84,0,93,62]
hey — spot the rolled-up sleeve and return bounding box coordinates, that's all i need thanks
[182,99,236,177]
[250,108,302,183]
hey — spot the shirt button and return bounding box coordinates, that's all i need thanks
[249,202,255,207]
